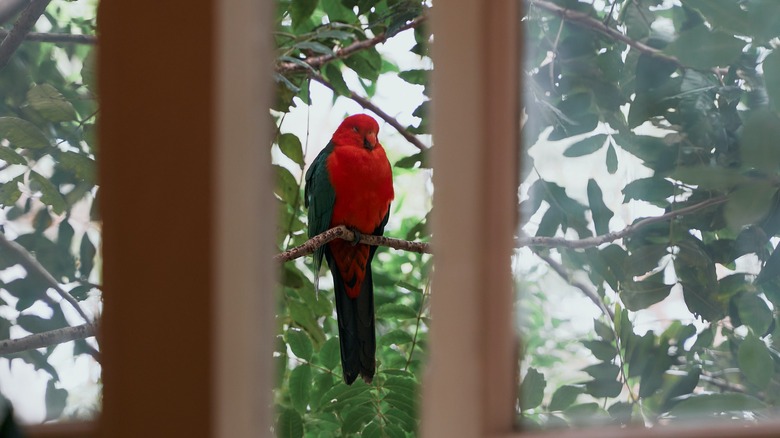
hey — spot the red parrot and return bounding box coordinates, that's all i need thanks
[305,114,394,385]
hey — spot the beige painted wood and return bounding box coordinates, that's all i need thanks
[213,0,275,437]
[422,0,518,435]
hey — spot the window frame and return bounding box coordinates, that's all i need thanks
[23,0,780,437]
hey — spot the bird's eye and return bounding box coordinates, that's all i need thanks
[352,126,359,133]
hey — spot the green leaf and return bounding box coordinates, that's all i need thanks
[57,151,96,185]
[380,328,413,346]
[583,362,620,381]
[549,385,583,411]
[763,50,780,111]
[319,337,340,370]
[79,232,96,278]
[587,179,613,236]
[29,171,67,214]
[286,328,313,361]
[343,49,381,82]
[398,69,427,86]
[274,165,300,204]
[343,405,375,434]
[290,0,317,29]
[376,303,418,319]
[620,272,672,311]
[0,146,26,165]
[289,365,312,413]
[45,380,68,421]
[563,134,607,157]
[724,182,778,230]
[278,133,304,167]
[295,41,333,56]
[622,177,674,205]
[593,319,614,341]
[736,293,773,335]
[581,340,617,361]
[27,84,78,122]
[276,408,304,438]
[738,332,774,387]
[585,378,622,398]
[741,110,780,173]
[670,393,765,417]
[520,367,546,410]
[0,117,50,149]
[606,143,618,174]
[680,0,751,36]
[323,63,350,97]
[664,27,744,69]
[670,165,749,191]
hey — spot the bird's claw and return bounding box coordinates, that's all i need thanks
[350,228,362,246]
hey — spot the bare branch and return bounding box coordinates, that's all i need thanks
[311,73,428,151]
[0,29,96,45]
[0,233,93,324]
[0,323,95,356]
[0,0,51,70]
[533,249,615,320]
[529,0,683,68]
[275,225,430,263]
[518,196,728,249]
[276,16,427,74]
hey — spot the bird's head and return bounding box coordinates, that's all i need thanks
[332,114,380,151]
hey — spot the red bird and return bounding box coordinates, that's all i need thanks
[305,114,394,384]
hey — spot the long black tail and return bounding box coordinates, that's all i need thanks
[325,247,376,385]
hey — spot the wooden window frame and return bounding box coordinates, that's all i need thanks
[23,0,780,437]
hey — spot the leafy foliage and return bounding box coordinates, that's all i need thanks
[520,0,780,429]
[273,1,430,436]
[0,2,99,421]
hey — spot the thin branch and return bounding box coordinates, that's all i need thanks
[0,29,96,45]
[0,323,95,356]
[534,249,615,320]
[312,73,427,151]
[0,0,52,70]
[529,0,683,68]
[0,233,92,324]
[276,16,427,74]
[275,225,431,263]
[519,196,728,249]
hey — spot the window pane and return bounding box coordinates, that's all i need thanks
[519,0,780,430]
[0,0,100,424]
[271,2,431,435]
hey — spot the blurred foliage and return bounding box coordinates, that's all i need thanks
[520,0,780,429]
[273,1,430,436]
[0,1,99,422]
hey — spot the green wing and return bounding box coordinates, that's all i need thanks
[305,141,336,289]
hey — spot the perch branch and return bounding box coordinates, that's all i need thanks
[518,196,728,249]
[0,29,96,45]
[311,73,427,151]
[529,0,683,68]
[0,233,92,324]
[534,249,615,320]
[0,323,95,356]
[276,16,427,74]
[0,0,51,70]
[275,225,430,263]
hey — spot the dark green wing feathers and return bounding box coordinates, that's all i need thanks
[305,141,335,293]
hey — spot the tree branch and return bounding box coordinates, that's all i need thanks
[518,196,728,249]
[533,249,615,320]
[0,323,95,356]
[276,16,427,74]
[275,225,430,263]
[0,233,92,324]
[529,0,683,68]
[0,0,51,70]
[311,73,428,151]
[0,29,96,45]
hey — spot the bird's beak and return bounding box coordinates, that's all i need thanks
[364,132,377,150]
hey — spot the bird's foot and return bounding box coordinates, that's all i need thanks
[348,228,362,246]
